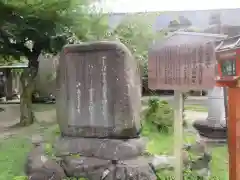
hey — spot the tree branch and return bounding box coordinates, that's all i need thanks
[0,28,31,57]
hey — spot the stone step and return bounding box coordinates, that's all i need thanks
[54,137,147,160]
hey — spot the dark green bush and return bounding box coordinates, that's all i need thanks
[142,98,174,134]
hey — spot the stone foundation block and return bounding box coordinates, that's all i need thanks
[62,156,112,178]
[115,157,157,180]
[61,156,157,180]
[54,137,147,160]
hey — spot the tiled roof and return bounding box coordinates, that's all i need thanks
[150,32,227,50]
[107,8,240,31]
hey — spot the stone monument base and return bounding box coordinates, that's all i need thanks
[193,119,227,139]
[62,156,156,179]
[25,136,157,180]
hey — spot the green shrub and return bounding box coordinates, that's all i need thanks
[142,98,174,134]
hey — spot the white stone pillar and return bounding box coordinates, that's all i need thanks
[206,86,226,127]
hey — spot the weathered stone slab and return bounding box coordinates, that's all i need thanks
[27,168,62,180]
[116,157,157,180]
[62,156,113,178]
[56,41,141,138]
[61,156,157,180]
[54,137,147,160]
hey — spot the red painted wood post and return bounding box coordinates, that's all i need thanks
[228,87,240,180]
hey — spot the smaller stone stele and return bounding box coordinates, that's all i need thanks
[56,41,141,138]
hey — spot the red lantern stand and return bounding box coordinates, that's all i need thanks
[215,35,240,180]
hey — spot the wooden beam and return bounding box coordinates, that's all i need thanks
[227,87,240,180]
[174,91,184,180]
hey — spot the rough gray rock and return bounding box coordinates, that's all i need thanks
[183,141,207,154]
[116,157,157,180]
[62,156,111,177]
[31,134,44,147]
[54,137,147,160]
[28,168,62,180]
[25,146,66,179]
[61,156,157,180]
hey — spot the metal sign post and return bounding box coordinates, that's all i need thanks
[148,42,216,180]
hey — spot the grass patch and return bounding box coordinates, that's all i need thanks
[142,119,197,155]
[0,137,31,180]
[146,132,196,155]
[0,103,58,179]
[185,105,208,112]
[0,122,59,179]
[211,146,229,180]
[141,102,228,180]
[144,129,228,179]
[0,130,228,179]
[0,126,229,180]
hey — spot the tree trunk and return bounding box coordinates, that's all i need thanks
[19,56,39,126]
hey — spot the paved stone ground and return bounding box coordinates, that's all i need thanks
[0,103,56,139]
[0,104,20,128]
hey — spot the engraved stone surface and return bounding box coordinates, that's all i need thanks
[56,41,141,138]
[54,137,147,160]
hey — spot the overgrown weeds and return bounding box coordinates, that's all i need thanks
[141,98,174,135]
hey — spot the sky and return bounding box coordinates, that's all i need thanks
[97,0,240,13]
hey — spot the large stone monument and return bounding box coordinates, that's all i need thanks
[25,41,157,180]
[56,42,141,138]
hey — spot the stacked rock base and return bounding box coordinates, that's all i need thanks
[25,136,157,180]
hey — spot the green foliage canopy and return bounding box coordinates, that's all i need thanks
[110,20,164,77]
[0,0,111,125]
[0,0,109,63]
